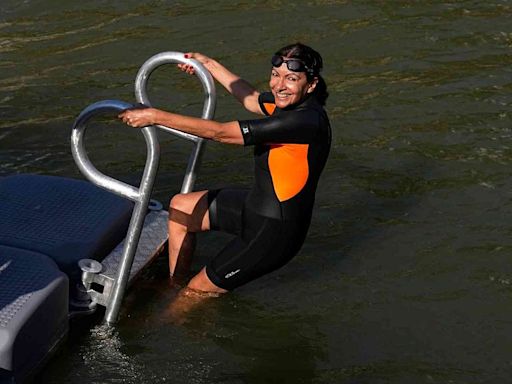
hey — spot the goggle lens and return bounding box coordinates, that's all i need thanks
[271,55,309,73]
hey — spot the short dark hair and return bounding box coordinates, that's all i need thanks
[274,43,329,105]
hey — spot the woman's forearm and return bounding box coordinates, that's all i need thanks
[119,108,244,145]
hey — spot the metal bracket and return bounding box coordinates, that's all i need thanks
[86,273,115,307]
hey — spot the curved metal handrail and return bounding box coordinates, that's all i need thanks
[134,51,216,142]
[71,99,161,324]
[134,52,216,193]
[71,99,160,202]
[70,52,216,324]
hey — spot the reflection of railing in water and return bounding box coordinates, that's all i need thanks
[70,52,216,324]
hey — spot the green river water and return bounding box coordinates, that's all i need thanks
[1,1,512,383]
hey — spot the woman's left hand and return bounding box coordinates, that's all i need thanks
[118,107,155,128]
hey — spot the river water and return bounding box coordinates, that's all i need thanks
[1,1,512,383]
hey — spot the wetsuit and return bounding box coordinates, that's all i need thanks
[205,92,331,290]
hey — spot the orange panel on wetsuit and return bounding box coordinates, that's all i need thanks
[263,100,309,202]
[263,103,276,115]
[268,143,309,202]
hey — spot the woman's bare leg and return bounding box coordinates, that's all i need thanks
[165,268,227,324]
[188,267,228,293]
[165,191,230,323]
[168,191,210,277]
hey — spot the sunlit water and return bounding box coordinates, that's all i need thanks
[1,1,512,383]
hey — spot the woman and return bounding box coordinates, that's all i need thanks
[119,43,331,296]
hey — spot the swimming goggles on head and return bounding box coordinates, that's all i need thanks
[271,55,315,76]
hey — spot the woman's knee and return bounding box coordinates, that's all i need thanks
[169,191,210,231]
[169,193,190,213]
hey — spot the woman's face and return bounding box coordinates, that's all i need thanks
[269,61,317,109]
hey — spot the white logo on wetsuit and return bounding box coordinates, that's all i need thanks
[242,126,249,134]
[225,269,241,279]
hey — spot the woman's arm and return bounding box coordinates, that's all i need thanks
[118,107,244,145]
[179,53,264,115]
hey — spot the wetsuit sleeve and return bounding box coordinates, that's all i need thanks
[239,108,320,146]
[258,92,276,116]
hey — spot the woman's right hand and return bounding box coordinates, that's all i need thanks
[178,52,211,75]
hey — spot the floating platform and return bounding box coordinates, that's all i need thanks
[0,174,167,383]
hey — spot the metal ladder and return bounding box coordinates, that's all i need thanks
[70,52,216,324]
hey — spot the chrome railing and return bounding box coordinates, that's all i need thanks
[135,51,216,193]
[70,52,216,324]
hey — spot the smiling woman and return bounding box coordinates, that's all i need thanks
[269,54,317,109]
[118,43,331,304]
[269,44,328,108]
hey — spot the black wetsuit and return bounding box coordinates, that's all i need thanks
[205,92,331,290]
